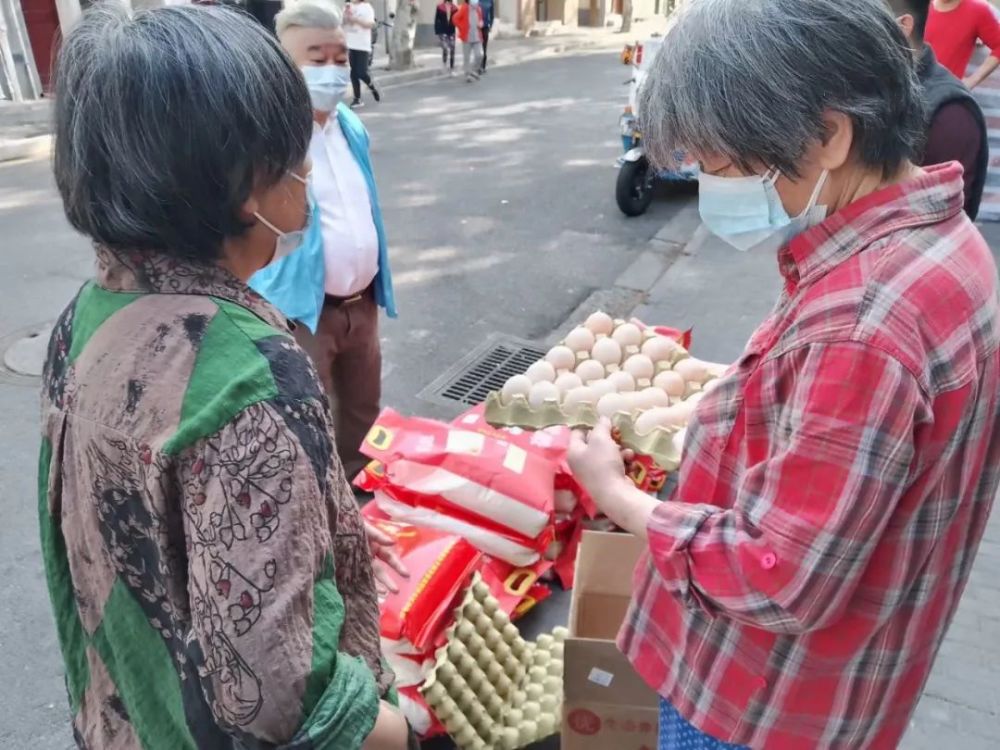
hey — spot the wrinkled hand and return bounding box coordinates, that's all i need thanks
[365,522,410,596]
[567,419,631,516]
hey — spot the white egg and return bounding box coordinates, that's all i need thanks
[674,357,711,384]
[634,406,686,434]
[642,335,679,362]
[553,372,583,393]
[653,370,686,397]
[525,360,557,384]
[591,337,623,366]
[575,359,605,383]
[611,322,643,348]
[596,392,628,418]
[589,379,616,399]
[606,370,636,393]
[702,377,722,394]
[528,381,560,408]
[635,386,671,409]
[563,386,597,408]
[564,326,596,352]
[545,345,576,371]
[584,311,615,336]
[501,374,533,403]
[622,353,655,380]
[672,397,699,421]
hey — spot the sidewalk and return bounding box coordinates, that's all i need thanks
[632,208,1000,748]
[0,17,663,163]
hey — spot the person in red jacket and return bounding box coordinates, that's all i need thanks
[925,0,1000,87]
[452,0,484,82]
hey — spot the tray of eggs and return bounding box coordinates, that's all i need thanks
[484,311,724,470]
[420,574,567,750]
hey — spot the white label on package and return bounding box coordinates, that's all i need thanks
[588,667,615,688]
[503,444,527,474]
[445,430,485,456]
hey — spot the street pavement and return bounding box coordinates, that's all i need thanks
[0,50,680,748]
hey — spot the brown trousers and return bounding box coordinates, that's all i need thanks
[294,290,381,482]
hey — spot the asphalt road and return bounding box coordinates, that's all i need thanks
[0,51,683,748]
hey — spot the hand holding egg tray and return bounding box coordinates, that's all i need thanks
[484,312,726,471]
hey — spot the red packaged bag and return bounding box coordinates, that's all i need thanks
[360,409,558,543]
[362,513,482,652]
[479,556,554,620]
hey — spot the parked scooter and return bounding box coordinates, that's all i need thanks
[616,38,698,217]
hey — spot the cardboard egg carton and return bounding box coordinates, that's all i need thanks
[420,574,567,750]
[483,392,686,471]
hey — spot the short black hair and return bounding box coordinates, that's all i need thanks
[888,0,931,41]
[53,3,312,261]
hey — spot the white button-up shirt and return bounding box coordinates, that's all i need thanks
[310,119,380,297]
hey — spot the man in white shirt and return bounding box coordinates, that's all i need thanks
[344,0,381,107]
[271,1,398,485]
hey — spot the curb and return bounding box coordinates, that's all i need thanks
[0,135,52,164]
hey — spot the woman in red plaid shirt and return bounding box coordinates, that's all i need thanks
[568,0,1000,747]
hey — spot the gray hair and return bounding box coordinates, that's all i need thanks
[640,0,925,178]
[275,1,342,37]
[53,2,312,260]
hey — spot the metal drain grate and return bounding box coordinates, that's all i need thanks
[419,334,546,407]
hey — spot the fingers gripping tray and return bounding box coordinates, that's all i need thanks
[420,574,567,749]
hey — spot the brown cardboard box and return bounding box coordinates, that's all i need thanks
[562,531,660,750]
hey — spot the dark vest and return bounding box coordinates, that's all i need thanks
[918,46,989,220]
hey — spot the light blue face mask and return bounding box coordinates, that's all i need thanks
[698,168,829,253]
[301,64,351,112]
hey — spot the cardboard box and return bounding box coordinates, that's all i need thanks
[562,531,660,750]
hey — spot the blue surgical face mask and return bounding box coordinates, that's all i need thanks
[301,64,351,112]
[255,172,314,265]
[698,167,829,253]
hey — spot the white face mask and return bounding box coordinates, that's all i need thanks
[301,64,351,112]
[698,167,830,253]
[254,172,311,264]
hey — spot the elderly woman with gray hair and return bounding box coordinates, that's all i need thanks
[568,0,1000,747]
[39,4,413,749]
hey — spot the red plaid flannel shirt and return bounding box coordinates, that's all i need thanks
[618,163,1000,749]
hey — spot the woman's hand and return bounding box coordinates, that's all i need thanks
[567,419,659,538]
[365,521,410,595]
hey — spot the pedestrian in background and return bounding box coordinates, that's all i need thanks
[479,0,495,73]
[453,0,484,81]
[344,0,381,107]
[44,3,413,748]
[569,0,1000,748]
[253,0,398,486]
[435,0,457,75]
[890,0,989,218]
[926,0,1000,87]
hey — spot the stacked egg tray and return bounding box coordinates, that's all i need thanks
[484,311,724,470]
[420,574,567,750]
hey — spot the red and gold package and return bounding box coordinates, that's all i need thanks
[362,512,482,652]
[479,556,554,621]
[359,409,559,546]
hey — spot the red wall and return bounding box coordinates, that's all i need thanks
[20,0,61,89]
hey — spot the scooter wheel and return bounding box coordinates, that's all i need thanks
[616,155,656,217]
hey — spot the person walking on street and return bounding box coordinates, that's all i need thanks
[253,0,398,486]
[435,0,457,75]
[925,0,1000,87]
[891,0,989,219]
[453,0,484,81]
[344,0,380,107]
[479,0,494,73]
